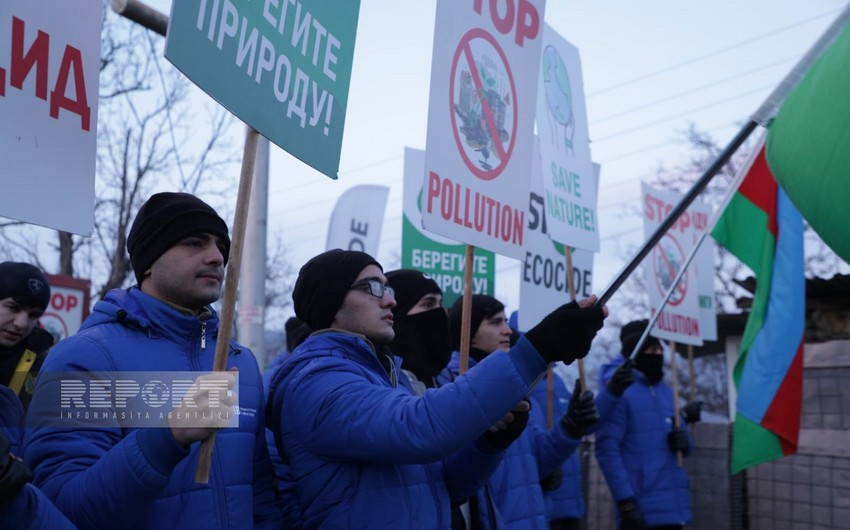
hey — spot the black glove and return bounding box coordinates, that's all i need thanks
[617,498,648,530]
[561,380,599,439]
[525,301,606,365]
[484,400,530,450]
[682,400,703,424]
[0,434,31,506]
[667,425,690,453]
[539,468,563,491]
[606,358,635,397]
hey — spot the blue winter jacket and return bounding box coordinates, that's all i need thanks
[439,353,581,529]
[595,358,692,527]
[529,374,583,521]
[0,484,77,530]
[0,384,25,455]
[1,387,75,529]
[528,369,623,521]
[266,330,549,530]
[262,350,303,529]
[23,288,282,530]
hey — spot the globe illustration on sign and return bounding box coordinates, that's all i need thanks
[542,45,575,155]
[653,235,687,306]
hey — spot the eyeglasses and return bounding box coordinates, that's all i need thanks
[349,278,395,299]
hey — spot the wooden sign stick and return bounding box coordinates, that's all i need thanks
[195,126,259,483]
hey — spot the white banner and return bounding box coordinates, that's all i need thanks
[0,0,100,234]
[536,24,598,252]
[642,183,705,346]
[325,185,389,255]
[422,0,546,259]
[519,138,595,330]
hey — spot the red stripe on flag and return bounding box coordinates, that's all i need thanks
[759,340,804,455]
[739,147,778,239]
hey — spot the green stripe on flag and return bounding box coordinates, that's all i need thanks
[711,193,773,274]
[766,21,850,264]
[732,413,785,474]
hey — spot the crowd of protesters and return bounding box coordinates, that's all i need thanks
[0,192,702,529]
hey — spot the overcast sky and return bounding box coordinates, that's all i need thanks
[146,0,848,314]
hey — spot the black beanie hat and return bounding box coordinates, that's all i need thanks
[448,294,505,351]
[386,269,441,318]
[0,262,51,310]
[292,249,381,330]
[285,316,311,352]
[620,319,661,357]
[127,192,231,286]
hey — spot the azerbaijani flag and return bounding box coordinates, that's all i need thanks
[765,16,850,264]
[711,142,804,474]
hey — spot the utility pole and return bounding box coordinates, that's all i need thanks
[238,135,270,365]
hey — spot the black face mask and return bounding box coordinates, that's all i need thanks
[390,308,452,381]
[635,352,664,385]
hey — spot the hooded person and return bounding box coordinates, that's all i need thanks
[0,262,54,416]
[439,294,601,529]
[385,269,452,391]
[24,192,282,529]
[594,319,699,530]
[265,249,609,530]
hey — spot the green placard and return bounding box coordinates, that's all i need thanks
[165,0,361,179]
[401,215,496,308]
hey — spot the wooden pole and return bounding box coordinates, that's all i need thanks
[195,125,259,483]
[669,341,683,467]
[458,245,475,375]
[688,344,697,442]
[564,247,586,392]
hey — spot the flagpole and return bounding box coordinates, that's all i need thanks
[596,4,850,308]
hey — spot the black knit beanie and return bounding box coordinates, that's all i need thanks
[292,249,381,330]
[620,319,661,358]
[285,316,312,352]
[448,294,505,351]
[0,262,50,310]
[127,192,231,286]
[386,269,441,318]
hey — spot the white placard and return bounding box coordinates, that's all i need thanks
[422,0,546,259]
[0,1,100,234]
[536,24,598,252]
[520,137,594,330]
[642,183,704,346]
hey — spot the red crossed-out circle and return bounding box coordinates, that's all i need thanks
[652,234,688,307]
[449,28,518,181]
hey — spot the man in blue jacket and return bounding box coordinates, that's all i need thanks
[442,295,601,529]
[529,360,634,530]
[24,192,282,529]
[595,320,697,530]
[266,249,608,529]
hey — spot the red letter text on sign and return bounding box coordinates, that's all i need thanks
[11,16,50,100]
[515,0,539,47]
[50,45,91,131]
